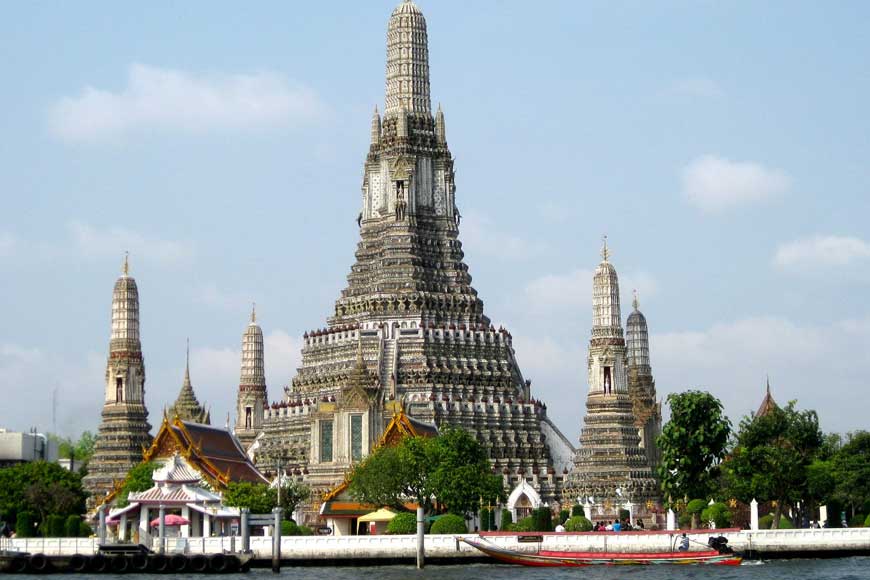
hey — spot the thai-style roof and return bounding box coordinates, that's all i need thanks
[755,378,779,418]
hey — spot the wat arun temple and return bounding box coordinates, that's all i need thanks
[85,1,664,523]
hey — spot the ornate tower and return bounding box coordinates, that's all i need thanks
[626,291,662,472]
[165,340,210,424]
[562,240,659,520]
[84,255,152,508]
[234,305,268,448]
[255,0,575,506]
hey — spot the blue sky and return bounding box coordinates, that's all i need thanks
[1,1,868,441]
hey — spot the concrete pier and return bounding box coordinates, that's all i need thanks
[3,527,869,565]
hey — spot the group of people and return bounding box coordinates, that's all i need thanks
[592,518,644,532]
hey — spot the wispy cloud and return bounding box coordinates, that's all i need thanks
[461,211,548,261]
[0,231,16,257]
[774,235,870,270]
[49,64,328,143]
[68,221,195,267]
[667,77,724,99]
[681,155,791,212]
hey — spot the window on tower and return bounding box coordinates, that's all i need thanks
[245,407,252,430]
[350,415,363,461]
[603,367,612,394]
[320,420,334,463]
[116,377,123,402]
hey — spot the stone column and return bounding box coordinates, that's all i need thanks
[750,499,759,531]
[583,501,593,521]
[625,502,634,526]
[139,507,150,547]
[666,509,676,531]
[119,513,128,541]
[181,506,190,538]
[203,512,211,537]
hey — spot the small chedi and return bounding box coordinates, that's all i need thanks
[561,240,661,523]
[248,0,576,511]
[84,256,153,508]
[164,340,210,425]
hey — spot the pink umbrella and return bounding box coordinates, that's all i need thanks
[150,514,190,527]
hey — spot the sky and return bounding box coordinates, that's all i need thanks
[1,1,868,443]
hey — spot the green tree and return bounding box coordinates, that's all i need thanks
[222,481,310,515]
[724,401,823,528]
[429,513,467,534]
[348,427,504,517]
[830,431,870,518]
[701,502,732,528]
[564,516,593,532]
[0,461,86,528]
[657,391,731,505]
[386,512,417,535]
[115,462,159,507]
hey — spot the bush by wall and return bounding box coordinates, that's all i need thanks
[280,520,299,536]
[559,509,570,525]
[78,521,93,537]
[65,515,82,538]
[564,516,593,532]
[511,516,535,532]
[430,514,467,534]
[479,508,490,532]
[701,502,732,529]
[532,507,553,531]
[759,514,794,529]
[571,505,584,517]
[500,510,513,532]
[45,514,66,537]
[298,525,314,536]
[386,512,417,535]
[15,512,35,538]
[864,513,870,528]
[848,513,866,528]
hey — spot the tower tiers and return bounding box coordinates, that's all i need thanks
[234,305,268,448]
[562,243,659,520]
[253,1,576,514]
[84,256,152,510]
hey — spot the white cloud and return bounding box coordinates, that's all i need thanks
[652,316,870,430]
[68,221,195,267]
[668,77,724,98]
[461,211,548,260]
[0,231,16,257]
[49,64,328,142]
[774,235,870,270]
[0,344,104,437]
[681,155,791,212]
[197,284,254,312]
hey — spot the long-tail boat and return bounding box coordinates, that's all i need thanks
[462,536,742,566]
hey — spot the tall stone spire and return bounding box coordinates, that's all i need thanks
[165,339,210,424]
[235,303,268,448]
[626,290,662,471]
[84,255,153,510]
[384,0,430,116]
[562,242,659,521]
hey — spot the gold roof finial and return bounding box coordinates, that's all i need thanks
[122,251,129,276]
[251,302,256,324]
[601,235,610,262]
[633,289,639,311]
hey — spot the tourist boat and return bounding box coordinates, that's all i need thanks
[462,537,743,566]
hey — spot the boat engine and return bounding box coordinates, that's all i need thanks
[707,535,733,554]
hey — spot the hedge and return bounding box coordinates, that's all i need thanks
[559,509,570,525]
[511,516,536,532]
[280,520,298,536]
[864,513,870,528]
[701,502,732,529]
[430,514,467,534]
[848,514,865,528]
[564,516,593,532]
[532,507,552,532]
[571,505,584,517]
[759,514,794,529]
[45,514,66,537]
[65,515,82,538]
[500,510,513,531]
[15,512,35,538]
[386,512,417,535]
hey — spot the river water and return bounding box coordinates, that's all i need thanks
[6,558,869,580]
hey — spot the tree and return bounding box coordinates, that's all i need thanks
[0,461,86,529]
[115,462,159,507]
[51,431,97,473]
[830,431,870,518]
[222,481,310,515]
[348,428,504,517]
[657,391,731,505]
[723,401,823,528]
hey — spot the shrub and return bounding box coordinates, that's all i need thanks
[701,502,732,529]
[571,504,584,518]
[298,525,314,536]
[280,520,299,536]
[65,515,82,538]
[848,514,865,528]
[864,514,870,528]
[15,512,35,538]
[479,508,490,532]
[618,509,630,522]
[430,514,467,534]
[759,514,794,529]
[386,512,417,535]
[532,507,552,531]
[78,521,93,537]
[685,499,708,516]
[559,509,570,525]
[512,516,536,532]
[500,510,513,531]
[564,516,593,532]
[45,514,66,537]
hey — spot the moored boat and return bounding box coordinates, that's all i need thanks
[462,536,743,566]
